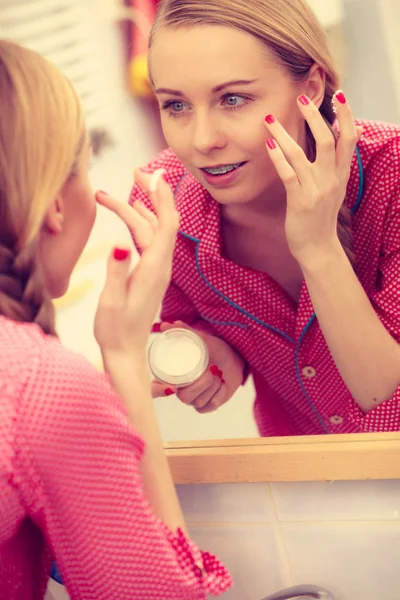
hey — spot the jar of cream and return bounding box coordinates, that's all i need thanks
[148,328,209,388]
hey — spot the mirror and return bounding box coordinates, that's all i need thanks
[3,0,399,443]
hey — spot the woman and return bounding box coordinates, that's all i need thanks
[130,0,400,436]
[0,40,231,599]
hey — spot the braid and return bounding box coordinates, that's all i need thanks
[0,243,56,336]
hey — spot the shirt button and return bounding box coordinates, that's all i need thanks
[302,366,316,379]
[330,415,344,425]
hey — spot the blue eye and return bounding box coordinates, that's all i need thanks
[170,101,185,112]
[225,95,244,106]
[161,100,190,117]
[221,94,251,111]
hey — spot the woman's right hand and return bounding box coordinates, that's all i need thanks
[152,321,246,412]
[94,168,179,362]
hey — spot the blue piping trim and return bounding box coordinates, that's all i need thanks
[173,172,188,200]
[200,315,249,329]
[176,150,365,434]
[295,314,330,432]
[179,230,296,344]
[350,145,364,215]
[50,563,63,584]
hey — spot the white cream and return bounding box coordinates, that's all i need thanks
[151,332,202,376]
[148,329,208,386]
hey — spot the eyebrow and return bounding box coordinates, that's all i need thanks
[155,79,259,96]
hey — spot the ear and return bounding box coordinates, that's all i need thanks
[43,195,65,235]
[304,63,326,109]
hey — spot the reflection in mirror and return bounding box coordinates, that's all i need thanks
[144,0,400,441]
[9,0,398,442]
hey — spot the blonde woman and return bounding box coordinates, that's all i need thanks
[0,40,231,600]
[133,0,400,436]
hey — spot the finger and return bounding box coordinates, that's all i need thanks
[195,384,228,414]
[153,171,180,231]
[96,191,153,249]
[98,247,131,309]
[295,94,336,172]
[265,138,300,192]
[151,380,177,398]
[332,90,358,176]
[264,113,314,188]
[159,320,190,333]
[191,376,222,409]
[132,199,158,230]
[129,171,179,296]
[177,370,216,405]
[134,168,161,213]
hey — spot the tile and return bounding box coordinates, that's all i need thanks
[190,524,290,600]
[271,480,400,522]
[281,521,400,600]
[177,483,275,523]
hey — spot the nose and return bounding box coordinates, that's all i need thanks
[192,111,226,154]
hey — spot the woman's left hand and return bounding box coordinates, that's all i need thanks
[264,91,363,267]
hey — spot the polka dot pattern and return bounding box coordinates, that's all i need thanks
[130,120,400,436]
[0,317,231,599]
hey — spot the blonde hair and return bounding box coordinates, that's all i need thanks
[150,0,353,261]
[0,40,85,335]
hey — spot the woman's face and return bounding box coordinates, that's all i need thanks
[38,138,96,298]
[150,25,311,207]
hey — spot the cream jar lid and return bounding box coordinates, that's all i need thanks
[148,328,209,387]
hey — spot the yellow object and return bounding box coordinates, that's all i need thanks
[53,279,95,311]
[129,54,153,98]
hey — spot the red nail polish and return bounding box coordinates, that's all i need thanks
[221,379,226,384]
[298,95,310,106]
[267,138,277,150]
[165,388,175,396]
[216,369,223,379]
[113,248,130,261]
[152,323,162,333]
[210,365,220,376]
[265,114,275,124]
[335,91,347,104]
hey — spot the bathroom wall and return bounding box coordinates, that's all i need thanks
[179,479,400,600]
[46,478,400,600]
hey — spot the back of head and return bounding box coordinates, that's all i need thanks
[0,40,84,335]
[151,0,340,128]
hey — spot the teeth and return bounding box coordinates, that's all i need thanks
[203,162,242,175]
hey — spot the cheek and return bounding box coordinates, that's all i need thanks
[161,118,186,153]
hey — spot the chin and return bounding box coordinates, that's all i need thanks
[47,276,70,300]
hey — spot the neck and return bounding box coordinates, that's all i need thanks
[221,177,287,230]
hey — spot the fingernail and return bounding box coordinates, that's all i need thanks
[298,95,310,106]
[113,247,130,261]
[210,365,223,379]
[98,190,109,195]
[335,90,347,104]
[152,323,162,333]
[265,114,275,124]
[221,379,225,384]
[149,168,167,192]
[267,138,277,150]
[165,388,175,396]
